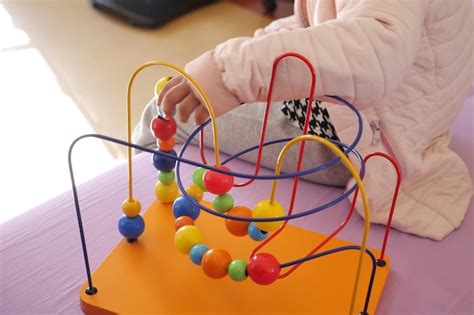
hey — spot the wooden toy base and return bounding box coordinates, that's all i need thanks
[80,200,390,314]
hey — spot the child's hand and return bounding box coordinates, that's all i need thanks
[157,76,206,124]
[158,51,241,125]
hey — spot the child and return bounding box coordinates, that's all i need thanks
[134,0,473,240]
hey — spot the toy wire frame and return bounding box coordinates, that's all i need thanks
[69,52,402,315]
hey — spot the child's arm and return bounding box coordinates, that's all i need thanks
[160,1,428,124]
[158,14,304,124]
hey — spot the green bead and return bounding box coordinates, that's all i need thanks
[192,168,207,191]
[213,194,234,213]
[228,259,247,281]
[158,171,175,185]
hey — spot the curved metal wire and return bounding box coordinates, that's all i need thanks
[69,133,363,294]
[280,245,378,314]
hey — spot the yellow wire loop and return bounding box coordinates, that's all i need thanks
[126,61,221,201]
[269,135,370,315]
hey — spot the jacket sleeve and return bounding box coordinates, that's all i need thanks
[213,1,428,108]
[254,15,304,37]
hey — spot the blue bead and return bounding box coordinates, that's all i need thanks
[248,222,268,241]
[172,196,200,220]
[189,244,209,265]
[118,215,145,240]
[152,150,177,172]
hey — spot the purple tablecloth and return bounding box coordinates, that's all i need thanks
[1,89,472,314]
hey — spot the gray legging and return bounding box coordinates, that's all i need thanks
[133,98,350,187]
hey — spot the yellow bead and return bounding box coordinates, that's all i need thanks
[154,76,172,97]
[122,199,141,217]
[252,199,285,232]
[174,225,204,254]
[155,181,179,204]
[186,184,203,202]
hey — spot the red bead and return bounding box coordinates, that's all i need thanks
[247,253,280,285]
[203,165,234,195]
[151,116,177,140]
[174,216,194,231]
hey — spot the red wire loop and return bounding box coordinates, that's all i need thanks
[196,52,402,277]
[249,52,317,257]
[278,152,402,278]
[199,53,317,181]
[199,130,208,165]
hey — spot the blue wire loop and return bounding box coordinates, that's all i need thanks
[176,124,365,222]
[175,95,365,223]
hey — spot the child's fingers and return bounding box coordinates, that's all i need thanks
[177,94,200,123]
[194,105,210,125]
[157,76,182,105]
[160,80,190,117]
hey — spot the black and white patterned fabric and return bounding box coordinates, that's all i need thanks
[281,98,340,142]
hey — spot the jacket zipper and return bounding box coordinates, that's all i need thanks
[370,119,404,175]
[370,120,381,146]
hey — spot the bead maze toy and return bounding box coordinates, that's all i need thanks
[69,53,401,314]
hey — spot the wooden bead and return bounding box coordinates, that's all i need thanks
[174,216,194,231]
[252,199,285,232]
[212,194,234,213]
[118,214,145,240]
[186,184,204,202]
[201,249,232,279]
[158,137,176,151]
[247,253,280,285]
[248,222,268,241]
[174,226,203,254]
[203,165,234,195]
[152,150,177,172]
[154,76,172,97]
[172,196,200,220]
[155,181,179,204]
[228,259,248,281]
[225,206,252,237]
[122,199,141,217]
[189,244,209,265]
[158,171,175,185]
[151,116,176,140]
[192,167,207,191]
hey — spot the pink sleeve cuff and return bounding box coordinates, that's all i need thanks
[185,50,241,117]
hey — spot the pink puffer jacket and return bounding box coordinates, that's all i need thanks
[185,0,473,240]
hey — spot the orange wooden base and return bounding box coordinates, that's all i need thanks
[80,200,390,314]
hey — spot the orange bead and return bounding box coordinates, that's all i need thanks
[174,216,194,231]
[225,206,252,237]
[158,137,176,151]
[201,249,232,279]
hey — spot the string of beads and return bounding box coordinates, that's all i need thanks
[146,78,285,285]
